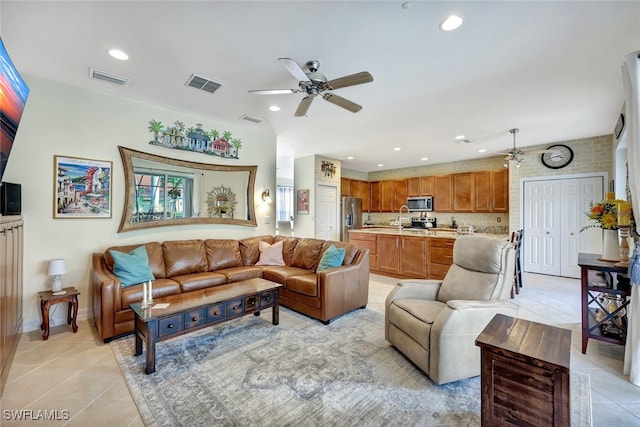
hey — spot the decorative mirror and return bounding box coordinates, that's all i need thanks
[118,146,257,232]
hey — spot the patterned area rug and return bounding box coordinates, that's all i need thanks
[111,308,591,426]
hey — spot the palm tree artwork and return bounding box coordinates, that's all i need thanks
[148,120,164,143]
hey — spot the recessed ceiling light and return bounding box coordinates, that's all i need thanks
[478,149,487,153]
[455,135,466,140]
[440,15,463,32]
[378,164,384,167]
[393,147,401,151]
[421,157,429,161]
[269,105,281,112]
[347,156,354,160]
[108,49,128,60]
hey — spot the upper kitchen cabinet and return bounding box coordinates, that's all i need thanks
[351,179,370,212]
[380,180,394,212]
[341,177,351,196]
[491,169,509,213]
[407,177,421,197]
[474,171,492,212]
[421,176,434,196]
[434,175,453,212]
[369,181,381,212]
[453,172,474,212]
[393,179,408,211]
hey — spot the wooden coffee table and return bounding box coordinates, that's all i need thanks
[130,277,282,374]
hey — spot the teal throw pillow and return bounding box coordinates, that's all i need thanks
[317,244,346,271]
[110,245,155,287]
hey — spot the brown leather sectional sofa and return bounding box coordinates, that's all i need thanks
[92,235,370,342]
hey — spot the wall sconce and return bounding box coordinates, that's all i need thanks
[47,259,68,294]
[261,189,272,203]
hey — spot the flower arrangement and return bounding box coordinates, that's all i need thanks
[580,199,626,231]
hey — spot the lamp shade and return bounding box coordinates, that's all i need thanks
[47,259,68,276]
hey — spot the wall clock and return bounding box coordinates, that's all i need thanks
[541,144,574,169]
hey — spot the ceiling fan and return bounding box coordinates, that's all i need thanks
[249,58,373,117]
[497,128,557,168]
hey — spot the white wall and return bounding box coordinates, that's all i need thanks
[2,75,277,330]
[293,155,315,237]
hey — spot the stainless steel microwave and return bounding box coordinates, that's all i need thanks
[407,196,433,212]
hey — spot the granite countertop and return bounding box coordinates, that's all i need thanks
[350,228,509,240]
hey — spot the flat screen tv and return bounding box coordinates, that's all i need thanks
[0,37,30,183]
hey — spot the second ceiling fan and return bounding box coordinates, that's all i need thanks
[497,128,558,168]
[249,58,373,117]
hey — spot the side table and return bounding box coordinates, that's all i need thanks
[38,287,80,340]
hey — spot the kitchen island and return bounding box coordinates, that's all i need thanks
[349,228,508,280]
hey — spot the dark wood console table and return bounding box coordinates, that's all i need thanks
[578,253,630,354]
[131,278,282,374]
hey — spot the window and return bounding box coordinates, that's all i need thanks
[277,185,294,222]
[132,169,194,222]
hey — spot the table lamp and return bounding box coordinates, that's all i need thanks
[616,202,632,267]
[47,259,68,293]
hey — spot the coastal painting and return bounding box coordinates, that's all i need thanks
[148,120,242,159]
[54,155,112,218]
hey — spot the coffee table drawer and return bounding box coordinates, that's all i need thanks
[260,291,275,308]
[245,295,259,313]
[158,315,183,337]
[206,303,225,322]
[226,298,244,317]
[184,309,206,329]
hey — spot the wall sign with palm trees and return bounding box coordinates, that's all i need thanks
[148,119,243,160]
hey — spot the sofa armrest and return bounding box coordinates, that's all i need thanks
[315,248,370,321]
[91,253,122,341]
[385,280,442,310]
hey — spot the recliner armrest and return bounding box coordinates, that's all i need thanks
[446,299,518,310]
[386,280,442,309]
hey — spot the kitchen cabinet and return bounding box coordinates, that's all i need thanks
[420,176,434,196]
[393,179,408,211]
[380,181,394,212]
[407,177,421,197]
[428,238,455,279]
[369,181,380,212]
[474,171,492,212]
[376,234,427,278]
[491,169,509,213]
[340,177,350,197]
[433,175,453,212]
[453,172,474,212]
[351,180,370,212]
[348,232,378,270]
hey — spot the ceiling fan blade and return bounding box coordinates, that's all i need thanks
[278,58,310,82]
[294,96,314,117]
[327,71,374,90]
[322,93,362,113]
[249,89,298,95]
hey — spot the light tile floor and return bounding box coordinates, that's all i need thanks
[1,272,640,426]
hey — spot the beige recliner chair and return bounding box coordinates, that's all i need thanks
[385,234,518,385]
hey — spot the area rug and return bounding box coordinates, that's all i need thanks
[111,308,591,426]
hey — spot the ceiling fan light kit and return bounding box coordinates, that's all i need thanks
[249,58,373,117]
[498,127,558,168]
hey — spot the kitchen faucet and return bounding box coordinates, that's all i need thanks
[398,205,410,232]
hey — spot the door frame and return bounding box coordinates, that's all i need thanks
[519,172,607,276]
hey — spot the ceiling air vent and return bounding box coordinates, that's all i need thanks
[240,114,265,124]
[89,68,128,86]
[186,74,222,94]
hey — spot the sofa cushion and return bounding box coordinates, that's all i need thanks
[172,272,227,292]
[216,266,263,282]
[317,244,346,271]
[256,241,286,266]
[205,239,243,270]
[120,278,181,310]
[105,242,166,279]
[163,240,208,277]
[239,235,275,265]
[109,246,155,287]
[262,266,312,285]
[321,241,358,266]
[290,238,325,271]
[273,236,299,265]
[286,274,318,297]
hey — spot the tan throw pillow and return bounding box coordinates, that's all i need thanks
[255,240,286,266]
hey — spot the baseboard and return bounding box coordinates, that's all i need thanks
[22,307,92,333]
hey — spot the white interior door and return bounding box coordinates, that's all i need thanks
[316,184,338,241]
[524,174,604,278]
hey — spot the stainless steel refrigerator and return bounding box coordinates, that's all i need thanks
[340,197,363,241]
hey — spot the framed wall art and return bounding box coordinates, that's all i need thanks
[54,155,112,218]
[297,189,309,215]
